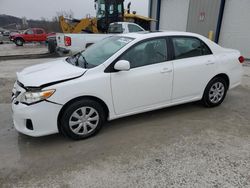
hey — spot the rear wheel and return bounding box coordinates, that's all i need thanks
[48,39,56,53]
[15,38,24,46]
[60,99,106,140]
[202,77,228,107]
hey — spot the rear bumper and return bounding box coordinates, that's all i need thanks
[56,47,71,55]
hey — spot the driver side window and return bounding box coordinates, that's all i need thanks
[26,29,33,34]
[119,38,168,69]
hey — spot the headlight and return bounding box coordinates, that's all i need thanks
[20,89,55,105]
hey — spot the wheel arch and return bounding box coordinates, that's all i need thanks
[57,95,110,133]
[202,73,230,98]
[15,37,24,42]
[211,73,230,89]
[201,73,230,107]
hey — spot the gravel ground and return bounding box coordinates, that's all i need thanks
[0,59,249,187]
[0,58,61,103]
[0,43,48,56]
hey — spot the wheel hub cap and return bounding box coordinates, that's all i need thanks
[69,107,99,135]
[209,82,225,104]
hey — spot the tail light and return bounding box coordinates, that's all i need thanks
[238,56,245,63]
[64,36,71,46]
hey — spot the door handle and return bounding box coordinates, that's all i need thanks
[206,60,215,65]
[161,68,172,73]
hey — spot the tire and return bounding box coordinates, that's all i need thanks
[15,38,24,46]
[202,77,228,107]
[48,39,56,53]
[59,99,106,140]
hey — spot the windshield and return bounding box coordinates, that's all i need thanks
[96,0,106,18]
[66,36,134,69]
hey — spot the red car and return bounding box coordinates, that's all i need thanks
[11,28,49,46]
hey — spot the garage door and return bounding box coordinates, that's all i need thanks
[219,0,250,58]
[159,0,190,31]
[186,0,221,41]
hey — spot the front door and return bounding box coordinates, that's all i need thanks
[111,38,173,115]
[35,29,45,41]
[24,29,34,42]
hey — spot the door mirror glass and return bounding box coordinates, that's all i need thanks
[114,60,130,71]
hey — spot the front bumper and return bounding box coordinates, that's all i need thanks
[11,81,62,137]
[12,101,62,137]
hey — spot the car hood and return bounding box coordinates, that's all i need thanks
[17,58,87,88]
[12,33,23,37]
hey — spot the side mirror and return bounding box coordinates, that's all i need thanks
[114,60,130,71]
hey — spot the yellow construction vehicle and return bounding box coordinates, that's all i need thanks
[59,0,154,33]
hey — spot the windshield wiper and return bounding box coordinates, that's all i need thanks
[77,53,88,68]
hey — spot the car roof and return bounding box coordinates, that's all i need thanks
[120,31,205,40]
[119,30,224,54]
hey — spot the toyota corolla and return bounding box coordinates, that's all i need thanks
[12,31,244,140]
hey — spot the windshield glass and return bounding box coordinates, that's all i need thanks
[66,36,134,69]
[96,0,106,18]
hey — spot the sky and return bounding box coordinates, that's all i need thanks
[0,0,149,20]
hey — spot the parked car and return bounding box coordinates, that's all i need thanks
[3,30,10,36]
[51,22,145,55]
[11,28,50,46]
[12,31,244,140]
[9,31,21,41]
[0,34,3,44]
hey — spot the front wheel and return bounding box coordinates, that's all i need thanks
[60,99,106,140]
[202,77,228,107]
[15,38,24,46]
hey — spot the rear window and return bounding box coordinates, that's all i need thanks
[172,37,212,59]
[108,24,123,33]
[36,29,44,34]
[128,24,144,32]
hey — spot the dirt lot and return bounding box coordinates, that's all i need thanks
[0,57,250,187]
[0,43,48,56]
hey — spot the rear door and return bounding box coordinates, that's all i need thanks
[170,36,216,101]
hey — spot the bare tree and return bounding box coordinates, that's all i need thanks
[56,10,74,19]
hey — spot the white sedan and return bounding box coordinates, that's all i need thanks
[12,31,244,140]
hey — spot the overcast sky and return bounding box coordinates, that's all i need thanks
[0,0,149,20]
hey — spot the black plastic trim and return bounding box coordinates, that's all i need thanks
[45,99,63,106]
[20,100,44,106]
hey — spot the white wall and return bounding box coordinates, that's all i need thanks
[159,0,190,31]
[219,0,250,58]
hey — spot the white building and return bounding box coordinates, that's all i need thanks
[149,0,250,58]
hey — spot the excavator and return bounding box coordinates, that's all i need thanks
[59,0,154,33]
